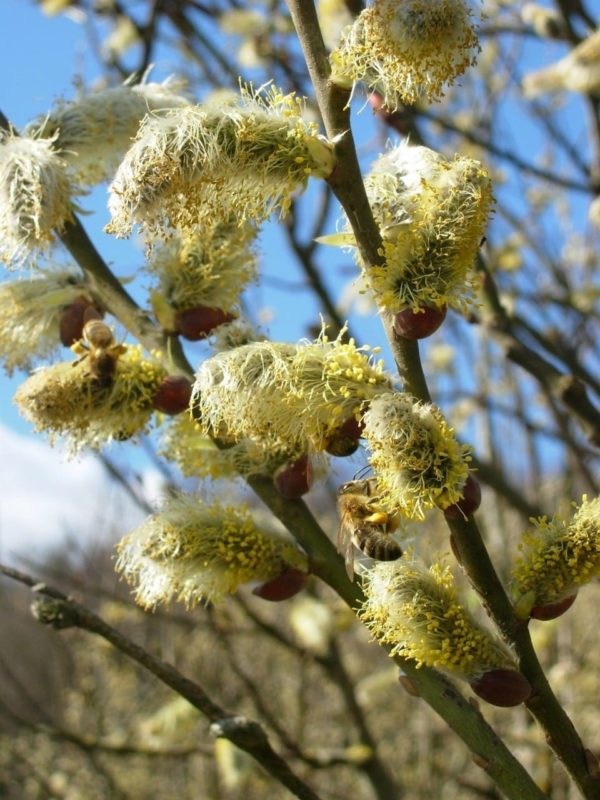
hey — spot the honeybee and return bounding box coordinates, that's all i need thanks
[337,478,403,579]
[71,319,126,390]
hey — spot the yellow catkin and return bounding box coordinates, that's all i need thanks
[0,269,89,374]
[107,84,335,238]
[363,392,471,519]
[330,0,479,109]
[512,496,600,611]
[358,142,493,313]
[0,134,73,265]
[14,344,166,452]
[360,558,513,678]
[116,493,308,608]
[193,331,390,454]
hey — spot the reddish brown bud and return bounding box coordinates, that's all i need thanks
[174,306,235,341]
[470,669,532,707]
[443,474,482,520]
[152,375,192,415]
[252,568,309,601]
[59,296,101,346]
[273,455,313,499]
[530,593,577,621]
[393,305,447,340]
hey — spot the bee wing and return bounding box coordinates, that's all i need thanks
[337,515,356,580]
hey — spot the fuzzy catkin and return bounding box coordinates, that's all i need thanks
[330,0,479,109]
[116,493,308,608]
[14,344,166,452]
[193,333,390,454]
[0,134,73,265]
[26,79,190,184]
[360,558,513,678]
[363,142,493,313]
[512,496,600,613]
[147,218,257,315]
[0,269,89,374]
[107,85,335,237]
[363,392,471,519]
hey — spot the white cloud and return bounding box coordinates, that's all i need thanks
[0,424,160,564]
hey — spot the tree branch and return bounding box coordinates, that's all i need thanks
[0,564,324,800]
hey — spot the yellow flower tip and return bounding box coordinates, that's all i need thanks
[115,493,308,608]
[25,78,190,185]
[14,344,166,452]
[107,84,335,238]
[0,133,73,265]
[360,558,512,678]
[0,269,88,375]
[358,141,493,313]
[192,333,390,452]
[330,0,480,109]
[363,392,470,519]
[512,495,600,611]
[147,218,258,316]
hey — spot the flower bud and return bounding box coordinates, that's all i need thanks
[274,455,313,499]
[393,305,447,339]
[470,669,532,708]
[175,306,236,341]
[152,375,192,415]
[252,568,310,601]
[443,474,482,520]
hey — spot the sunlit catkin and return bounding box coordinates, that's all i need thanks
[0,270,91,374]
[360,558,513,677]
[330,0,479,109]
[512,496,600,617]
[107,84,335,237]
[26,78,190,184]
[192,331,390,454]
[14,344,166,452]
[363,142,493,313]
[0,134,72,265]
[115,493,308,608]
[362,392,471,519]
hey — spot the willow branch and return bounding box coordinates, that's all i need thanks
[284,3,600,797]
[0,564,324,800]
